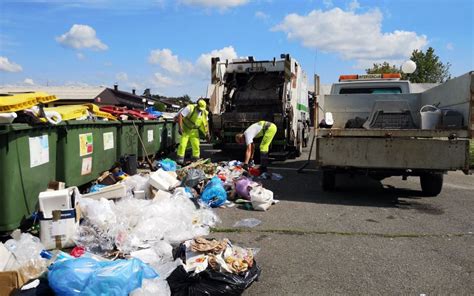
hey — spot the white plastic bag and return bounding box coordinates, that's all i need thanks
[250,186,273,211]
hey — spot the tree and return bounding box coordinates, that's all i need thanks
[366,62,401,75]
[365,47,451,83]
[408,47,451,83]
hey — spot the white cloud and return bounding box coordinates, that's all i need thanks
[347,0,360,11]
[148,46,239,96]
[116,72,128,81]
[273,8,428,68]
[255,11,269,20]
[148,48,192,74]
[195,46,238,74]
[152,72,182,87]
[181,0,248,9]
[323,0,333,8]
[56,24,108,51]
[446,42,454,51]
[76,52,86,60]
[0,56,23,72]
[23,78,35,85]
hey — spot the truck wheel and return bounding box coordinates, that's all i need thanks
[420,173,443,196]
[322,171,336,191]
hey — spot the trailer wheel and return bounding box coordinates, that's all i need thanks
[322,171,336,191]
[420,173,443,196]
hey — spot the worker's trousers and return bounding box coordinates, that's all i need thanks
[177,128,200,158]
[259,123,277,153]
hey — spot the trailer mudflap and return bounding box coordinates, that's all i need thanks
[316,137,470,172]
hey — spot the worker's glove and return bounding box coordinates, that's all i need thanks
[243,163,249,171]
[178,127,183,135]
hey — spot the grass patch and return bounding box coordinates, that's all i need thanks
[210,227,471,238]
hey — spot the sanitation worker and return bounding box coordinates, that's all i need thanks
[176,99,210,165]
[235,120,277,171]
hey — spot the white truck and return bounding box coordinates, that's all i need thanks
[207,54,309,158]
[315,72,473,196]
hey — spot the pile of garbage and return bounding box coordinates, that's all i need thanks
[0,158,279,295]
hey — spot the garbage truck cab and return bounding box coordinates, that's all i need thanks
[208,54,309,158]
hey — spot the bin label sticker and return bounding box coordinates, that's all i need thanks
[29,135,49,168]
[147,130,154,142]
[81,157,92,175]
[103,132,114,150]
[79,133,93,156]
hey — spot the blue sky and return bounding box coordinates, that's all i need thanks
[0,0,473,98]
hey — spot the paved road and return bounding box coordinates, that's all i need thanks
[200,144,474,295]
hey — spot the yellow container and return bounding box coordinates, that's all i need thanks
[0,92,57,112]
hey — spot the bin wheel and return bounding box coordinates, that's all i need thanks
[322,171,336,191]
[420,173,443,196]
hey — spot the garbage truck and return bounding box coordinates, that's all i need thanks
[315,72,473,196]
[207,54,310,158]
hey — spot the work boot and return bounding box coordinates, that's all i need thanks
[176,157,185,166]
[260,152,269,172]
[191,156,200,163]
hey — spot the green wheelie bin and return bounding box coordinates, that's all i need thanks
[56,121,118,187]
[137,121,163,159]
[117,120,139,159]
[0,124,58,231]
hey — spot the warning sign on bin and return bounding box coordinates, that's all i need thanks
[79,133,93,156]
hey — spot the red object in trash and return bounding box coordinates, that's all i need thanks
[218,174,226,182]
[248,167,261,177]
[128,109,157,120]
[70,246,86,258]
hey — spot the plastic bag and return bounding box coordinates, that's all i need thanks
[182,169,206,188]
[200,176,227,208]
[250,186,274,211]
[4,232,48,281]
[167,263,261,296]
[235,177,258,200]
[233,218,261,228]
[48,257,158,296]
[160,158,177,171]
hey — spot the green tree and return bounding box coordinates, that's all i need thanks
[408,47,451,83]
[366,62,401,75]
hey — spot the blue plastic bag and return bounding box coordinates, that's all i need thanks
[200,176,227,208]
[159,158,177,171]
[48,257,158,296]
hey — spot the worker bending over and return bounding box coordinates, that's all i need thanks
[235,120,277,171]
[176,99,210,164]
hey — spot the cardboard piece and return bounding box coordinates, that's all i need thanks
[0,271,25,296]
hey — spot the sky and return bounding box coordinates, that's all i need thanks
[0,0,473,98]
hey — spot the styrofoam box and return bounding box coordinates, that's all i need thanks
[81,183,127,200]
[38,189,72,219]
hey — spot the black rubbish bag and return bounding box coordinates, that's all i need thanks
[167,263,261,296]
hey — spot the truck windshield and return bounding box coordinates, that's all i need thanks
[339,87,402,94]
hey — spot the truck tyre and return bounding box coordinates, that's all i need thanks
[420,173,443,196]
[322,171,336,191]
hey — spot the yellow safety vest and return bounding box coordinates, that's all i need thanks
[183,104,209,133]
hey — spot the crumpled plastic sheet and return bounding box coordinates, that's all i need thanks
[122,174,151,199]
[233,218,262,228]
[3,233,48,282]
[76,190,220,254]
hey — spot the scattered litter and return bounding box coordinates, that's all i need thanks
[250,186,274,211]
[159,158,177,171]
[233,218,262,228]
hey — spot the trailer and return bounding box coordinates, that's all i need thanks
[315,72,473,196]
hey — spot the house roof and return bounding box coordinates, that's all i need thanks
[0,85,107,101]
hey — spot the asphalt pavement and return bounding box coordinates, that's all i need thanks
[200,144,474,295]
